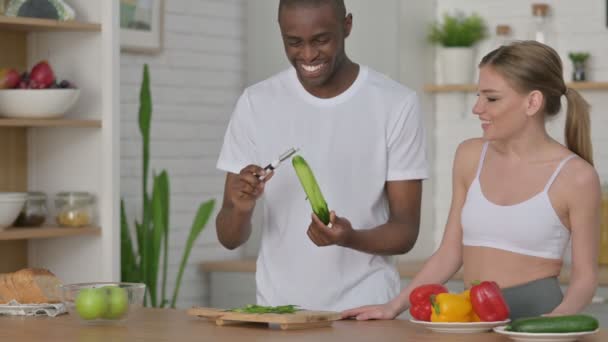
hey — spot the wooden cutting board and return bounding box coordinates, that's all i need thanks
[187,307,341,330]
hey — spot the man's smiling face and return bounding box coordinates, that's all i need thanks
[279,2,351,92]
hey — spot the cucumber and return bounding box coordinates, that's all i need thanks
[292,155,330,225]
[507,314,599,333]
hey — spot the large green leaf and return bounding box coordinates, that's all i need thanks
[138,64,153,306]
[146,174,162,307]
[148,172,169,307]
[139,64,151,207]
[120,200,139,283]
[156,170,170,308]
[171,199,215,308]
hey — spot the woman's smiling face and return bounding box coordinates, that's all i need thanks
[472,66,535,141]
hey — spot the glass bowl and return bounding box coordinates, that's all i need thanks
[60,282,145,324]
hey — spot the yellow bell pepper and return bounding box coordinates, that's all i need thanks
[430,293,473,322]
[460,289,481,322]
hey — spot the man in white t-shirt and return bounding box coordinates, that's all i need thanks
[215,0,428,312]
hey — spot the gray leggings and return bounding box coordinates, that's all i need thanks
[501,277,563,320]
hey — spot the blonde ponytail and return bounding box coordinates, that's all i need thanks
[564,88,593,165]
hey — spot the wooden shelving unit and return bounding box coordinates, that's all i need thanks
[0,4,119,281]
[0,15,100,32]
[0,226,101,241]
[424,81,608,93]
[0,118,101,128]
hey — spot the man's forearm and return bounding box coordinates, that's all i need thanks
[216,207,254,250]
[342,221,419,255]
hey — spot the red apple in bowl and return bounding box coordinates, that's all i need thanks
[29,61,55,89]
[0,68,20,89]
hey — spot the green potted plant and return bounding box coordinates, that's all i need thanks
[121,64,215,308]
[428,12,487,84]
[568,52,590,82]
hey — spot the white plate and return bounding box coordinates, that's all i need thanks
[409,318,510,333]
[493,325,600,342]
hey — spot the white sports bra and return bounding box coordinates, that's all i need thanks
[461,142,575,260]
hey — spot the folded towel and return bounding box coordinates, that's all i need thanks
[0,299,66,317]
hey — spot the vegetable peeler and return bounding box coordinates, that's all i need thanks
[258,147,299,180]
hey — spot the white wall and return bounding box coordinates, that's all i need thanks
[246,0,402,85]
[120,0,246,308]
[432,0,608,250]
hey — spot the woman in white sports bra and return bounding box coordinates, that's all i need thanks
[343,40,601,320]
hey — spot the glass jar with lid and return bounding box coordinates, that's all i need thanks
[55,192,95,228]
[14,192,48,227]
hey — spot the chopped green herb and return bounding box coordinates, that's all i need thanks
[226,304,300,314]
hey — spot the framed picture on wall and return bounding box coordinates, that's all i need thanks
[120,0,163,53]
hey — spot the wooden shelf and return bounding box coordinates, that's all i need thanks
[0,226,101,241]
[0,15,100,32]
[0,118,101,128]
[424,81,608,93]
[424,84,477,92]
[566,82,608,90]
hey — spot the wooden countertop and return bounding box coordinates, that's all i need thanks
[1,308,604,341]
[200,259,608,286]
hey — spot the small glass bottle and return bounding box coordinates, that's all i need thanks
[599,183,608,265]
[572,62,586,82]
[55,192,95,228]
[493,25,512,48]
[529,3,555,47]
[13,192,48,227]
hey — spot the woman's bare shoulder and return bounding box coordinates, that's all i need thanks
[453,138,486,181]
[454,138,485,166]
[559,155,600,191]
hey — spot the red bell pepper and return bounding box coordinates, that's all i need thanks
[469,281,510,322]
[409,284,448,321]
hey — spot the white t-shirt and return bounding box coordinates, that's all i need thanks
[217,65,428,311]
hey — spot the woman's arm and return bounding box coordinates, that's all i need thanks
[550,160,601,315]
[386,139,481,314]
[342,139,482,319]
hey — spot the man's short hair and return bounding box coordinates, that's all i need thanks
[278,0,347,21]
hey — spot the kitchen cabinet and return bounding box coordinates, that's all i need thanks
[0,1,119,283]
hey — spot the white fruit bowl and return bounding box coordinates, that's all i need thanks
[0,89,80,118]
[0,192,27,229]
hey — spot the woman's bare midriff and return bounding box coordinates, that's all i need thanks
[463,246,563,289]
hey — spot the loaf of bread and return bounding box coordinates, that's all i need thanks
[0,268,62,304]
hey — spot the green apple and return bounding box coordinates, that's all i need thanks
[102,286,129,319]
[75,288,107,320]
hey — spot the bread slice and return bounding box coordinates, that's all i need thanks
[10,268,63,304]
[0,274,5,303]
[0,269,63,304]
[0,273,19,304]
